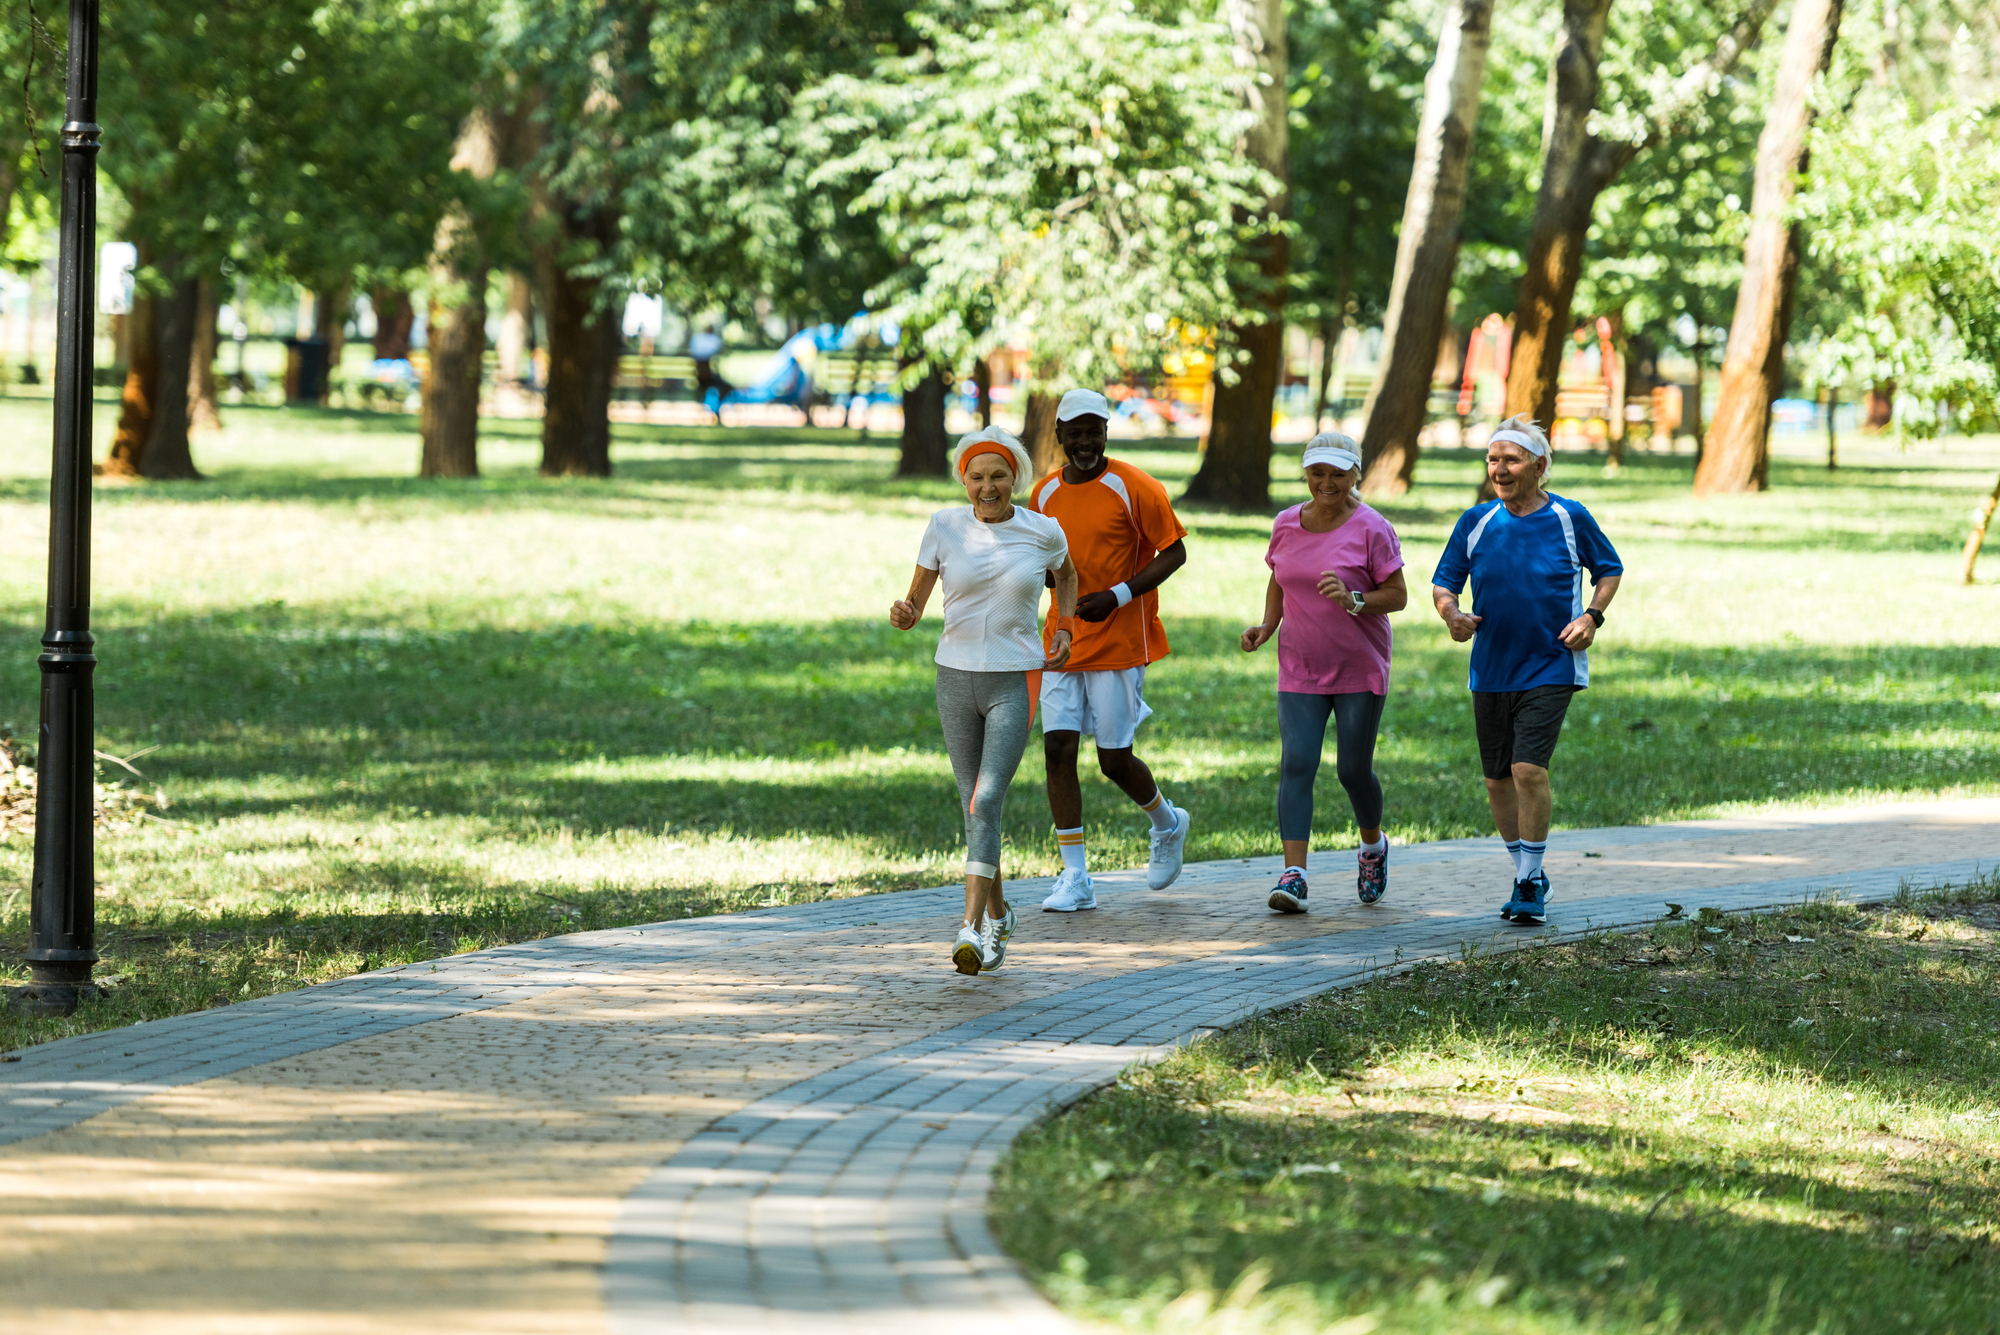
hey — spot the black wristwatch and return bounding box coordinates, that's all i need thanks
[1585,607,1605,628]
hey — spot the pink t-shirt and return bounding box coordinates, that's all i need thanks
[1265,502,1404,695]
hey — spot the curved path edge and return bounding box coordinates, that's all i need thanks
[602,856,1988,1334]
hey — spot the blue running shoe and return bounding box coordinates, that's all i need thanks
[1501,878,1528,920]
[1357,842,1388,904]
[1513,870,1550,925]
[1268,868,1309,914]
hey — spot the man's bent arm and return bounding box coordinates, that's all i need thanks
[1127,539,1187,597]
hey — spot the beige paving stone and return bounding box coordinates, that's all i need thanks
[0,798,1994,1333]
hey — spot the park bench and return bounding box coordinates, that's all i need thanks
[612,354,700,404]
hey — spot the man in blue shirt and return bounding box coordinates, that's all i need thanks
[1431,416,1623,924]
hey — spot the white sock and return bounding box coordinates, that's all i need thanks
[1359,835,1386,854]
[1056,826,1087,874]
[1141,789,1176,833]
[1520,840,1547,878]
[1506,839,1525,876]
[1284,864,1308,879]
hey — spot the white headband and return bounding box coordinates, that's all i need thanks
[1301,432,1362,473]
[1489,427,1548,458]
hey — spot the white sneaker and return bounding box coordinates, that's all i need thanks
[1146,804,1191,890]
[951,922,983,976]
[979,914,1007,970]
[991,903,1018,941]
[1041,867,1097,912]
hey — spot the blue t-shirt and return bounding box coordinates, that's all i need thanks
[1432,494,1623,693]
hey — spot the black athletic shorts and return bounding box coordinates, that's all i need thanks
[1472,684,1577,779]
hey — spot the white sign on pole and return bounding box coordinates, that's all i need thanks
[98,242,137,315]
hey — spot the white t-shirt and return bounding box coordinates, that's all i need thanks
[917,505,1070,672]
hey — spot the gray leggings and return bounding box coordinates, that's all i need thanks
[1277,690,1386,841]
[936,665,1034,878]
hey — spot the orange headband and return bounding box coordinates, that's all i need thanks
[957,447,1014,479]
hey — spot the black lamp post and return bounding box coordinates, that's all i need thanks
[23,0,101,1015]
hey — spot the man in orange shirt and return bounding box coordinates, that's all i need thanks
[1028,389,1191,910]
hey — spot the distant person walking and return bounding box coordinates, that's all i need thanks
[1028,389,1191,911]
[1431,416,1623,924]
[891,427,1079,974]
[1241,434,1408,912]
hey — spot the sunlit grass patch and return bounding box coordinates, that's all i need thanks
[0,397,1995,1051]
[994,874,2000,1334]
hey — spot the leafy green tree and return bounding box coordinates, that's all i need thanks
[1285,0,1429,422]
[94,1,478,480]
[1795,85,2000,576]
[811,0,1274,474]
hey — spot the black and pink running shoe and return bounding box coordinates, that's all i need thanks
[1358,841,1388,904]
[1268,868,1308,914]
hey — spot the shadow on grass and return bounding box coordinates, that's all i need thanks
[996,894,2000,1334]
[1013,1110,1998,1332]
[0,610,1988,848]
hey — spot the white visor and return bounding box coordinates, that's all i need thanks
[1301,432,1362,473]
[1055,388,1111,421]
[1489,427,1548,458]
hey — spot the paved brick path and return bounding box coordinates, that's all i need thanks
[1,798,1993,1333]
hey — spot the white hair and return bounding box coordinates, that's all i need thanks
[952,427,1035,493]
[1489,414,1552,475]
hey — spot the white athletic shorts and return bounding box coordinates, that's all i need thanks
[1039,666,1153,749]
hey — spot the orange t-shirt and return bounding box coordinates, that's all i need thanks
[1029,458,1188,671]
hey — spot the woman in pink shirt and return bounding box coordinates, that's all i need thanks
[1241,434,1409,913]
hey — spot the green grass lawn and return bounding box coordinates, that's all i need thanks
[994,877,2000,1334]
[0,395,1995,1051]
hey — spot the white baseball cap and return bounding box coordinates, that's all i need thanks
[1055,388,1111,421]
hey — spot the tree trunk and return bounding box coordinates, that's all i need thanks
[496,271,532,383]
[140,273,203,481]
[1358,0,1495,498]
[973,355,993,429]
[1189,313,1285,509]
[1962,470,2000,584]
[1504,0,1612,430]
[1688,321,1706,456]
[103,243,158,478]
[1022,389,1061,478]
[189,274,223,432]
[1604,319,1627,449]
[845,341,874,432]
[539,238,618,477]
[1185,0,1289,512]
[1696,0,1844,496]
[896,358,949,477]
[314,280,350,401]
[420,274,488,478]
[1824,387,1838,468]
[1508,0,1777,432]
[1311,318,1336,431]
[1863,381,1893,430]
[421,110,501,477]
[371,288,415,361]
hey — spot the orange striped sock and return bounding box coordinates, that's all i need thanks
[1055,826,1086,874]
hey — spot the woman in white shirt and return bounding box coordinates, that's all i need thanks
[891,427,1079,975]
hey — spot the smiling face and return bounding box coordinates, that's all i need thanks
[1056,414,1109,473]
[1304,462,1359,507]
[961,453,1017,518]
[1487,440,1549,500]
